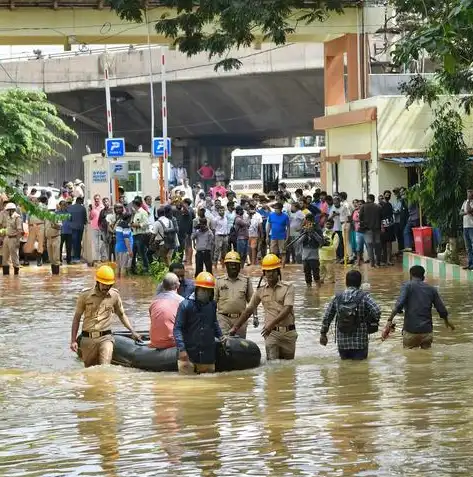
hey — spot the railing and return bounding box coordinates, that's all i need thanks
[0,43,166,63]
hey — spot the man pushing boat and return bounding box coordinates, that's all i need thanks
[70,265,141,367]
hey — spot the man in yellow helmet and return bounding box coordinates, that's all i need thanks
[174,271,223,374]
[214,251,256,338]
[230,253,297,360]
[70,265,141,367]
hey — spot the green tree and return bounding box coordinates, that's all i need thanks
[409,102,472,262]
[0,89,76,216]
[107,0,346,70]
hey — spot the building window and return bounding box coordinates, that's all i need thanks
[361,161,370,199]
[282,153,321,179]
[331,163,339,193]
[233,155,262,180]
[120,160,142,196]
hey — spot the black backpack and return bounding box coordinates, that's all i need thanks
[336,292,365,334]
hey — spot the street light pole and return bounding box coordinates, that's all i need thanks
[159,47,169,204]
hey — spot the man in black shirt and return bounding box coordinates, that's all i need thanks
[383,265,454,348]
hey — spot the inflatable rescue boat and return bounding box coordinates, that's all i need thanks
[79,331,262,372]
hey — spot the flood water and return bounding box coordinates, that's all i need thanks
[1,264,473,476]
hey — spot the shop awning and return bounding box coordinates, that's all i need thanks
[382,156,426,167]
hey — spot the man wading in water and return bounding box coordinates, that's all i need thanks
[382,265,454,348]
[320,270,381,360]
[70,265,141,367]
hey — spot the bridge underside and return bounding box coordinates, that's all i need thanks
[50,68,325,147]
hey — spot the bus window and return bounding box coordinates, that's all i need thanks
[233,155,262,180]
[282,153,320,179]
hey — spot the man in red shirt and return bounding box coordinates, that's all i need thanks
[197,161,215,192]
[149,273,184,349]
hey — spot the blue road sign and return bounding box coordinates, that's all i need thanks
[105,138,125,158]
[152,137,172,157]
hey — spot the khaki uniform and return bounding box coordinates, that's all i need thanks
[215,274,253,338]
[2,211,22,268]
[247,281,297,360]
[45,218,62,266]
[24,214,45,255]
[75,287,126,367]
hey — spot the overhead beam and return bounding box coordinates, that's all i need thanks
[0,6,386,45]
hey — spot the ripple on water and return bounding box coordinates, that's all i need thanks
[2,264,473,475]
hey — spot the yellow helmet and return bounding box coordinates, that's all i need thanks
[261,253,281,271]
[224,251,241,264]
[195,271,216,289]
[95,265,115,285]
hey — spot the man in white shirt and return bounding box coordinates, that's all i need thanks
[175,165,188,185]
[173,178,194,203]
[212,206,229,267]
[461,188,473,270]
[339,192,353,262]
[248,205,263,265]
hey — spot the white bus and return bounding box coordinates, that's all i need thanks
[229,146,323,196]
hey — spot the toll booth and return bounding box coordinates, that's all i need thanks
[81,152,162,264]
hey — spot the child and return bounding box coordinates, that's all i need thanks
[192,218,214,276]
[319,218,339,284]
[301,214,324,288]
[115,213,133,277]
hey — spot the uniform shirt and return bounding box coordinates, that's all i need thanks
[45,214,62,239]
[149,291,184,349]
[29,203,47,225]
[75,287,126,332]
[215,274,253,315]
[393,278,448,334]
[247,281,295,327]
[4,211,22,237]
[321,288,381,350]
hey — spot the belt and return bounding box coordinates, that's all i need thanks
[82,330,112,339]
[272,324,296,332]
[220,312,240,318]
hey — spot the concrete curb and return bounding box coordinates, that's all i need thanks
[403,252,473,281]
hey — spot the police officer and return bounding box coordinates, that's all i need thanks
[214,251,255,338]
[24,196,47,266]
[45,214,62,275]
[230,254,297,360]
[70,265,141,368]
[2,202,23,276]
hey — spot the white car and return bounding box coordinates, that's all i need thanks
[27,186,61,198]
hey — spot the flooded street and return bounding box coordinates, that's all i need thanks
[1,264,473,476]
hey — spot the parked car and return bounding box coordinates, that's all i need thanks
[27,186,60,198]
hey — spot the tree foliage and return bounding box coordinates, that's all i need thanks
[391,0,473,112]
[409,102,472,239]
[107,0,347,70]
[0,89,77,218]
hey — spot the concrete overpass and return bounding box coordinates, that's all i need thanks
[0,2,386,47]
[0,43,327,146]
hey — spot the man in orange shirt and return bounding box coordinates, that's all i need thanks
[149,273,184,349]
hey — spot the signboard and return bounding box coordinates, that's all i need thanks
[152,137,172,157]
[105,138,125,158]
[110,161,129,179]
[92,170,107,183]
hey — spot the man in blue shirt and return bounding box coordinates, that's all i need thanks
[174,271,223,374]
[156,262,195,298]
[267,202,290,267]
[57,200,72,264]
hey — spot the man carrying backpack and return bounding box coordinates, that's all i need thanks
[319,270,381,360]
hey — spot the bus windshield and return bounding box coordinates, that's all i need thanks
[282,153,320,179]
[233,155,262,180]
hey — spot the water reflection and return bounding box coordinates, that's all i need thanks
[1,264,473,476]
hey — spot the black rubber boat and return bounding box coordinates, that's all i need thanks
[78,331,261,372]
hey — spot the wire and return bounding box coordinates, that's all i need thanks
[0,43,297,85]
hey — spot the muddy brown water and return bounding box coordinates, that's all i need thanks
[1,263,472,476]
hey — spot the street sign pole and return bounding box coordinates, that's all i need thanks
[160,46,168,204]
[104,46,119,202]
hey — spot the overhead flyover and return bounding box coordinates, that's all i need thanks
[0,1,386,47]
